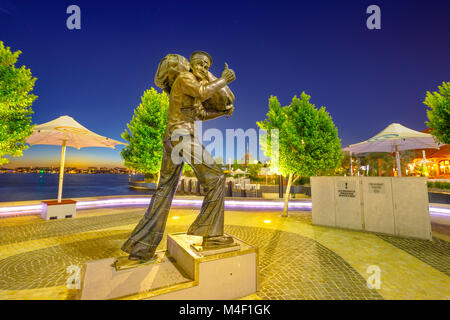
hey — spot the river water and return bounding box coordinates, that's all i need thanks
[0,173,149,202]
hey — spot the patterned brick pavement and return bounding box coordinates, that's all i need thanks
[226,225,383,300]
[0,207,448,300]
[377,235,450,277]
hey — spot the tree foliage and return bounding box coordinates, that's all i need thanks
[248,162,263,182]
[257,93,343,177]
[0,41,37,165]
[247,162,262,177]
[120,87,169,177]
[357,152,395,176]
[257,92,343,215]
[425,82,450,144]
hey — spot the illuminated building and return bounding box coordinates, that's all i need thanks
[407,129,450,178]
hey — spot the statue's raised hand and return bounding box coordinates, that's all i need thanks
[224,104,234,118]
[221,63,236,84]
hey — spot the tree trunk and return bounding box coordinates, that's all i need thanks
[281,173,293,217]
[156,171,161,187]
[279,175,283,198]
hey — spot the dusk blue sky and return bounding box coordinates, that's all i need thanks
[1,0,449,168]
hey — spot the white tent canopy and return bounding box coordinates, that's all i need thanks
[26,115,125,202]
[26,115,123,149]
[343,123,442,176]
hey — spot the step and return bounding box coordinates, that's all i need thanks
[79,251,194,300]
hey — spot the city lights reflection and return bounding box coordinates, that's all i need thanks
[0,198,449,218]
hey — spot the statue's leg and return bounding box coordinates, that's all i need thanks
[121,139,183,260]
[184,135,226,238]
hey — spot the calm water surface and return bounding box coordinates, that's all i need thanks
[0,173,149,202]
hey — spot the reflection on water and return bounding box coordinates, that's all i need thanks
[0,173,150,202]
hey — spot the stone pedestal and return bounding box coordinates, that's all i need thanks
[79,233,258,300]
[41,199,76,220]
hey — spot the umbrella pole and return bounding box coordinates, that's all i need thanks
[349,151,353,176]
[395,142,401,177]
[58,139,67,203]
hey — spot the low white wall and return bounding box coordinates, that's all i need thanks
[311,176,431,240]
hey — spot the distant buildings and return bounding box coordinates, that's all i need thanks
[0,166,131,174]
[408,145,450,178]
[87,167,97,174]
[406,129,450,179]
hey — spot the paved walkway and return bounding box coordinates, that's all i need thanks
[0,204,449,300]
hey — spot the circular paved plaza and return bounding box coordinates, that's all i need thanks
[0,205,448,300]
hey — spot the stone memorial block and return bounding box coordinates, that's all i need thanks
[391,177,431,240]
[311,176,431,240]
[334,177,363,230]
[362,177,395,234]
[311,177,336,227]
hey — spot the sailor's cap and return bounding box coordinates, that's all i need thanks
[190,51,212,66]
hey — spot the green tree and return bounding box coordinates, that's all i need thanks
[214,156,224,165]
[398,150,415,176]
[232,158,241,171]
[182,163,195,177]
[0,41,37,165]
[334,152,358,176]
[121,87,169,182]
[247,162,262,181]
[257,93,343,216]
[358,152,394,176]
[425,82,450,144]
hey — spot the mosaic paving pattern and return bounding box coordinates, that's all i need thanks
[283,211,312,225]
[377,234,450,277]
[0,212,143,245]
[0,212,383,300]
[226,225,383,300]
[0,233,127,290]
[0,224,188,291]
[0,208,448,300]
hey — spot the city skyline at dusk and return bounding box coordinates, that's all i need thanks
[1,145,124,169]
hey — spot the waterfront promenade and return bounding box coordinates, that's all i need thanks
[0,196,449,300]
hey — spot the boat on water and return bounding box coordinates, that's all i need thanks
[128,180,157,190]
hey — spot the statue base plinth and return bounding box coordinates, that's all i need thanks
[113,254,160,271]
[79,233,258,300]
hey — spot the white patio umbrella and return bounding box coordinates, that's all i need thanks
[343,123,442,176]
[26,115,126,202]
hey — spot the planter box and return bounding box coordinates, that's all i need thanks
[261,192,279,199]
[41,199,77,220]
